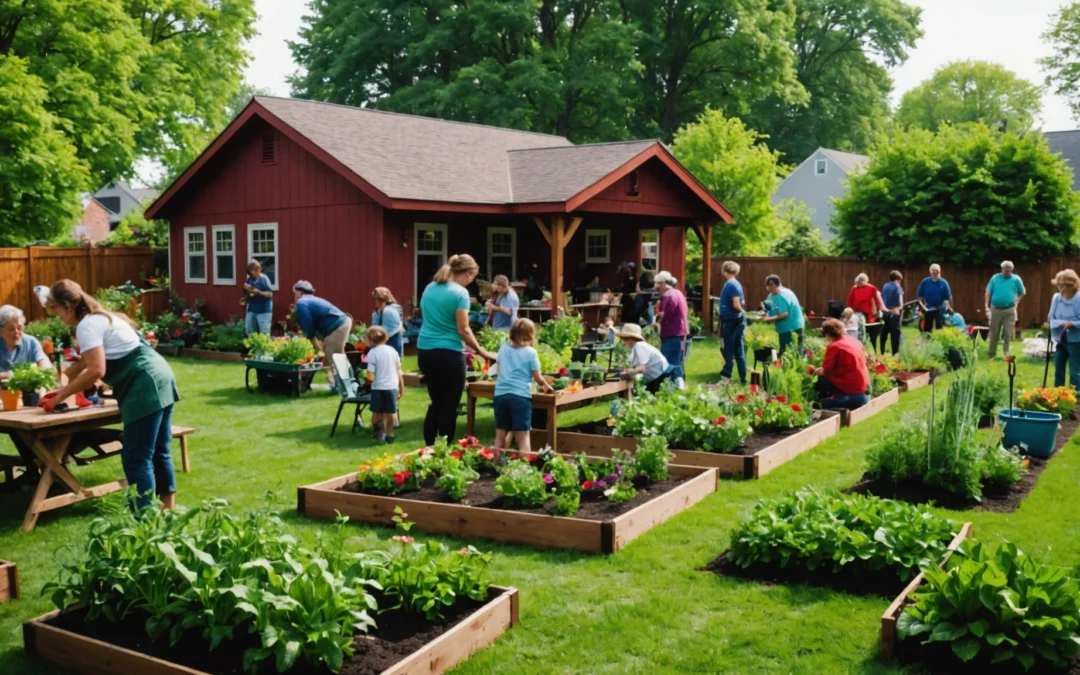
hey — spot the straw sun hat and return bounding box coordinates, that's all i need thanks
[614,323,645,341]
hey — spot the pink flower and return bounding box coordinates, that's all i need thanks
[773,360,782,368]
[479,448,495,461]
[543,473,553,484]
[750,384,759,394]
[459,547,469,555]
[392,536,414,544]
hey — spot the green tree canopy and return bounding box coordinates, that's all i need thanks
[769,201,829,257]
[672,108,788,256]
[833,124,1080,265]
[896,60,1043,133]
[746,0,922,162]
[1042,3,1080,123]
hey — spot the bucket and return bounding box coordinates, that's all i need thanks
[998,409,1061,458]
[1,389,18,411]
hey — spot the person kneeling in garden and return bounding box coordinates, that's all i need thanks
[365,326,403,444]
[615,323,677,393]
[814,318,870,410]
[492,318,552,453]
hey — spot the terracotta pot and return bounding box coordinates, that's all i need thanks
[1,389,18,411]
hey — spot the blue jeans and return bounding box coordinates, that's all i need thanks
[720,318,747,383]
[246,312,272,335]
[636,294,655,325]
[122,405,177,510]
[778,329,804,357]
[821,392,870,411]
[386,333,403,357]
[1055,341,1080,390]
[660,336,686,379]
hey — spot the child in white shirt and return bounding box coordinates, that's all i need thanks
[365,326,403,444]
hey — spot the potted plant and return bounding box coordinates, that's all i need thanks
[243,334,319,397]
[6,363,57,407]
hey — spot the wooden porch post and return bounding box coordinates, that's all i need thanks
[690,222,714,334]
[533,215,583,315]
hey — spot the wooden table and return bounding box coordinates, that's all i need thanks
[569,303,617,330]
[0,401,127,531]
[519,306,552,323]
[465,379,632,453]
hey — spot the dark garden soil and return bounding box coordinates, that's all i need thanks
[890,636,1080,674]
[698,549,915,598]
[849,417,1079,514]
[46,591,494,675]
[343,473,690,520]
[561,412,831,458]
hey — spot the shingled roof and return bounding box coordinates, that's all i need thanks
[508,140,657,203]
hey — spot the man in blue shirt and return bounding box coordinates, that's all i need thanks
[717,260,747,384]
[984,260,1025,359]
[916,264,952,333]
[879,271,904,355]
[0,305,53,383]
[292,281,351,388]
[761,275,804,356]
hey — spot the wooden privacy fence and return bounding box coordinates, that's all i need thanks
[0,246,157,321]
[711,256,1080,329]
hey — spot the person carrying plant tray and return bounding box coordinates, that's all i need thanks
[491,318,552,453]
[615,323,675,394]
[42,280,180,511]
[364,326,403,444]
[813,318,870,410]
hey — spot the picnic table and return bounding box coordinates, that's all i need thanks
[465,379,632,453]
[0,400,127,531]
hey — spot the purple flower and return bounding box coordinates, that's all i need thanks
[616,465,623,474]
[605,473,618,485]
[595,479,607,489]
[543,473,553,484]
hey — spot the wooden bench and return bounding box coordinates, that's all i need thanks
[171,426,196,473]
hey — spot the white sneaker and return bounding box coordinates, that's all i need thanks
[674,377,686,390]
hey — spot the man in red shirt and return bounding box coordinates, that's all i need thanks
[814,319,870,410]
[846,273,886,341]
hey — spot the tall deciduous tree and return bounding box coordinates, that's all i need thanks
[896,61,1043,133]
[745,0,922,161]
[1042,3,1080,123]
[833,124,1079,265]
[672,109,788,256]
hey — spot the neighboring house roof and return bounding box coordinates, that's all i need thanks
[147,96,733,222]
[1045,130,1080,192]
[817,148,869,174]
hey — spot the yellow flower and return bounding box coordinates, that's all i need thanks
[606,417,616,427]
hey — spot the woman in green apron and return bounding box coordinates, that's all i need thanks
[42,280,179,510]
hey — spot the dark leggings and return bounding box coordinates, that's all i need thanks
[418,348,467,446]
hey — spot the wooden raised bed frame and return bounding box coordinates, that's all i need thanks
[880,522,974,659]
[896,372,930,393]
[532,411,841,479]
[299,464,718,554]
[24,585,519,675]
[0,560,18,603]
[839,387,899,427]
[179,348,245,362]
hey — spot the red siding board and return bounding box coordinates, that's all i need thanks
[579,158,715,221]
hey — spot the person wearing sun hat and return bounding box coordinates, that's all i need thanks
[615,323,675,393]
[292,280,351,388]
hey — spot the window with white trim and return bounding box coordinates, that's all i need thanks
[184,227,207,283]
[487,227,516,280]
[212,225,235,285]
[640,229,659,273]
[815,159,827,175]
[584,229,610,264]
[248,223,279,289]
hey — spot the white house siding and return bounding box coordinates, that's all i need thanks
[771,149,866,242]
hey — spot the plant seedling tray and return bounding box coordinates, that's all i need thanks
[839,388,899,427]
[0,560,18,603]
[298,465,718,554]
[533,411,841,479]
[24,586,519,675]
[880,523,974,659]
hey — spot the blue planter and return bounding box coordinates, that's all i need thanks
[21,392,40,408]
[998,409,1061,458]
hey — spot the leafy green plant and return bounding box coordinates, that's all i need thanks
[538,316,584,361]
[96,281,145,322]
[199,319,247,352]
[5,363,56,393]
[973,372,1010,421]
[433,457,479,502]
[744,323,778,352]
[477,326,509,353]
[245,334,316,365]
[612,387,753,453]
[634,436,673,482]
[898,540,1080,671]
[536,343,564,374]
[898,336,948,372]
[494,459,548,508]
[24,316,72,348]
[729,489,958,581]
[932,326,974,369]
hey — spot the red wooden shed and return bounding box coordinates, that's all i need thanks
[146,97,733,331]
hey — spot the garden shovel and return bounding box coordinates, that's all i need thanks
[1043,331,1053,389]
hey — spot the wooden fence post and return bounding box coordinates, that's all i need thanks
[26,245,36,320]
[88,243,97,292]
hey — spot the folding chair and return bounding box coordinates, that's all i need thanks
[330,353,371,438]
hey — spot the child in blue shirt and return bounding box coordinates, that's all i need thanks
[492,318,553,453]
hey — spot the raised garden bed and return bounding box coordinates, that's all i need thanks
[154,345,181,357]
[839,387,899,427]
[181,348,245,362]
[298,464,717,554]
[24,585,519,675]
[850,416,1079,513]
[894,371,930,393]
[704,522,972,599]
[244,359,322,397]
[0,560,17,603]
[534,410,841,479]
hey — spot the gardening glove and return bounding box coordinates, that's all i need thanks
[39,392,60,412]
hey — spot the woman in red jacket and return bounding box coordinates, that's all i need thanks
[814,319,870,410]
[845,273,886,341]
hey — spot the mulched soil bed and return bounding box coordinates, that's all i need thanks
[891,637,1080,674]
[46,591,493,675]
[849,416,1079,514]
[561,412,830,458]
[699,550,914,598]
[342,473,689,521]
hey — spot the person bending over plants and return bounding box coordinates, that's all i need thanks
[814,319,870,411]
[365,326,404,444]
[491,318,552,453]
[615,323,678,393]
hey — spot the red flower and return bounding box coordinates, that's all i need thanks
[807,366,815,375]
[510,452,519,460]
[875,364,887,375]
[791,404,803,413]
[526,454,538,463]
[806,350,814,358]
[393,472,406,485]
[735,394,746,403]
[392,535,414,544]
[459,436,479,448]
[712,416,726,426]
[775,395,787,403]
[449,451,462,459]
[750,384,759,393]
[773,360,782,368]
[755,409,763,417]
[174,329,182,337]
[479,448,495,461]
[557,366,568,376]
[459,547,470,555]
[582,480,593,489]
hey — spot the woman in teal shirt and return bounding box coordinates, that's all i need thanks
[417,254,496,445]
[761,275,805,356]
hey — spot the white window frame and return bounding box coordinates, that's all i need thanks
[212,224,236,286]
[248,222,280,290]
[184,226,207,284]
[414,222,448,299]
[640,229,659,272]
[487,227,516,281]
[815,158,827,175]
[584,229,611,264]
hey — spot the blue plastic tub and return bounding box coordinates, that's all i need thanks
[998,409,1062,458]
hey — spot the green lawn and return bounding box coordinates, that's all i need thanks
[0,337,1076,674]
